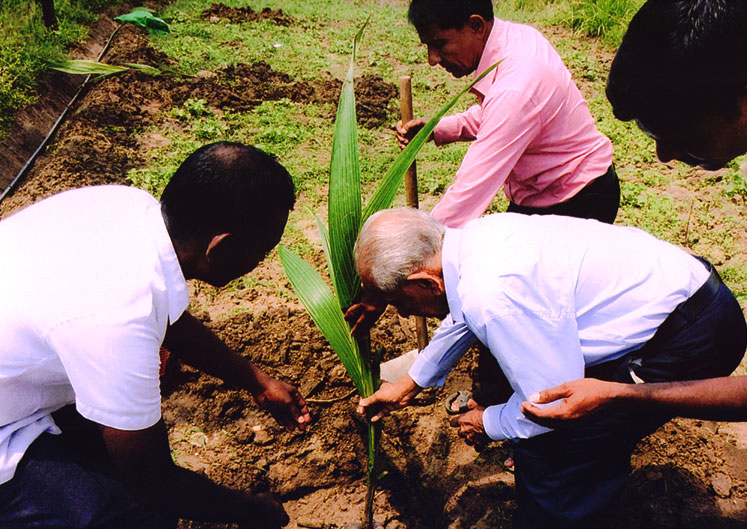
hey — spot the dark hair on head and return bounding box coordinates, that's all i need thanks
[607,0,747,130]
[160,142,295,244]
[408,0,494,31]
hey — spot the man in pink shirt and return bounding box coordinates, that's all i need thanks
[398,0,617,228]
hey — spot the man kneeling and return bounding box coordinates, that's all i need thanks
[355,208,746,528]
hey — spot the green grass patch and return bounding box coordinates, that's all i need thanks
[0,0,123,139]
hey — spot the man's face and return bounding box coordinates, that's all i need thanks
[416,21,485,79]
[203,209,289,287]
[374,276,449,319]
[635,100,747,170]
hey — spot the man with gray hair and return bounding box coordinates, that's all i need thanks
[355,208,745,528]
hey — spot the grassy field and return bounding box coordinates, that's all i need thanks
[4,0,747,303]
[0,0,125,136]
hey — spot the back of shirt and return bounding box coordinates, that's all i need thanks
[0,185,188,483]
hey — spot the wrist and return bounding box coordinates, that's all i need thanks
[400,375,422,399]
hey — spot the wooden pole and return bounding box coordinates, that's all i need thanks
[399,75,429,351]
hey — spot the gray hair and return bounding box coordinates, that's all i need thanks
[354,208,445,294]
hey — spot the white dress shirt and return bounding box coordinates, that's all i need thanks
[0,186,189,484]
[408,213,710,441]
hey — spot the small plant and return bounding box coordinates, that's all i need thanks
[560,0,645,46]
[47,58,162,78]
[279,20,498,528]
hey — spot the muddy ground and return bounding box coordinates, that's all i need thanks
[2,6,747,529]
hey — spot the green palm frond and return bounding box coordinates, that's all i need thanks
[327,18,369,311]
[277,245,367,395]
[47,59,128,76]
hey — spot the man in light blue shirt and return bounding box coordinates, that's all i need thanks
[355,207,746,528]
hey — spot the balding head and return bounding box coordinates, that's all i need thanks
[355,208,445,295]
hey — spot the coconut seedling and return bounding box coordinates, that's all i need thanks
[279,22,499,528]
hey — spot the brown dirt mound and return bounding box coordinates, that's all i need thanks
[201,4,295,26]
[0,24,396,214]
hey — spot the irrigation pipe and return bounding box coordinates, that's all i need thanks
[0,23,122,206]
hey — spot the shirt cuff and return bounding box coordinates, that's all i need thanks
[482,404,509,441]
[408,353,450,388]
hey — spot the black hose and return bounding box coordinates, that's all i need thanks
[0,23,122,206]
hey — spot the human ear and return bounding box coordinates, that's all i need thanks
[467,14,487,35]
[205,233,232,263]
[406,270,444,293]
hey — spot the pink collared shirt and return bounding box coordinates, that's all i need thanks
[430,19,614,228]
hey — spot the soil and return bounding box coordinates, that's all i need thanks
[2,7,747,529]
[201,4,295,26]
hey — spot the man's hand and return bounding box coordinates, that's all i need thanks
[449,406,489,450]
[395,118,431,149]
[344,291,387,337]
[521,378,623,428]
[239,493,290,529]
[253,373,311,431]
[357,375,422,422]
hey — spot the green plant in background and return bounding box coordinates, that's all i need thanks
[114,7,170,33]
[559,0,645,45]
[278,21,498,528]
[47,58,162,78]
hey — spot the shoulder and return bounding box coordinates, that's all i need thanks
[485,22,569,97]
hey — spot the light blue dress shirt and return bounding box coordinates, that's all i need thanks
[408,213,710,442]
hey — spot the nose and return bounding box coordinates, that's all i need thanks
[427,46,441,66]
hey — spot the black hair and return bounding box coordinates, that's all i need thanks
[160,142,295,244]
[607,0,747,130]
[408,0,494,31]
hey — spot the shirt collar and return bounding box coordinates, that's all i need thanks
[441,228,464,323]
[146,202,189,324]
[471,19,504,99]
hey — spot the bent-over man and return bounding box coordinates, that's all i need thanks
[0,142,310,528]
[398,0,617,227]
[355,208,746,528]
[523,0,747,426]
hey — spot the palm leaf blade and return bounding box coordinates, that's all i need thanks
[278,245,365,394]
[47,59,128,76]
[328,20,369,311]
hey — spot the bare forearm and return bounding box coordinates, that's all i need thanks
[163,311,265,392]
[522,376,747,428]
[620,376,747,421]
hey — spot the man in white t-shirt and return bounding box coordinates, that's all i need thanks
[0,142,309,528]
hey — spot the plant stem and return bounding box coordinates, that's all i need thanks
[357,335,381,528]
[364,419,381,529]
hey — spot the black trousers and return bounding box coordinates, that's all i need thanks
[0,409,177,529]
[507,164,620,224]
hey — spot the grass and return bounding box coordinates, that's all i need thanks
[0,0,124,139]
[5,0,746,310]
[121,0,747,305]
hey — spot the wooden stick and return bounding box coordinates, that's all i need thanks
[399,75,429,350]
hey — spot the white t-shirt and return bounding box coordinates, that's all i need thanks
[0,186,189,484]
